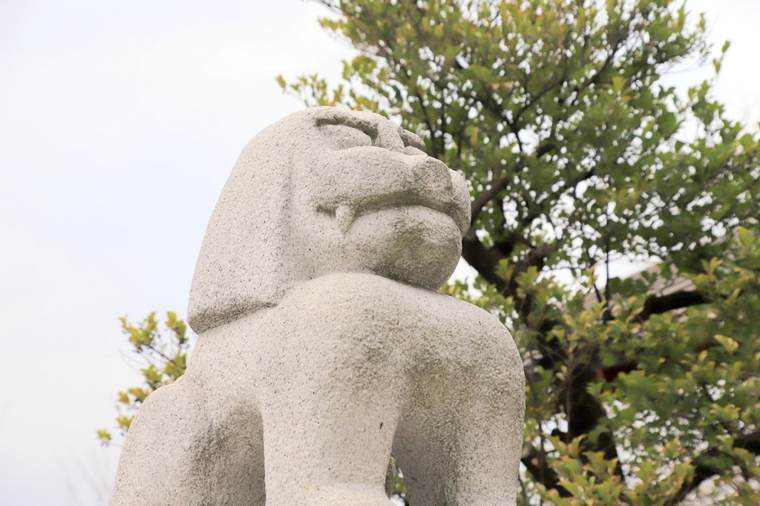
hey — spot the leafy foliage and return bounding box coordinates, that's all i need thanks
[275,0,760,502]
[103,0,759,503]
[97,311,193,444]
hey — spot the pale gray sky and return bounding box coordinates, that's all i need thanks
[0,1,757,505]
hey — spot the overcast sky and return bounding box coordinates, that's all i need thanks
[0,1,758,505]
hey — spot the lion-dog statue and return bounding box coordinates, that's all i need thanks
[113,107,525,505]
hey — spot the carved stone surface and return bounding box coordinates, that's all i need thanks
[112,107,525,505]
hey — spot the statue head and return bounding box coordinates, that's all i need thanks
[188,107,471,333]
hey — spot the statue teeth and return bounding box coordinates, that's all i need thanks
[335,205,354,234]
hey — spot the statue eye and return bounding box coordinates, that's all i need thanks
[399,129,426,153]
[321,124,373,149]
[403,145,426,156]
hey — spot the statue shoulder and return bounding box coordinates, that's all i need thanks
[280,272,446,317]
[280,272,511,338]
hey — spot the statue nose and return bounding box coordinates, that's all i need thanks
[374,123,406,152]
[370,121,454,192]
[410,156,453,192]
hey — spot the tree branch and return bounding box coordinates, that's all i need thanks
[665,431,760,505]
[636,290,707,322]
[461,230,508,291]
[522,443,564,493]
[470,175,512,223]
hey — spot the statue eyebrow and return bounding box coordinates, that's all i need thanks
[399,129,425,150]
[315,114,378,139]
[315,110,426,151]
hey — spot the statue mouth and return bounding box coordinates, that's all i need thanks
[321,191,468,236]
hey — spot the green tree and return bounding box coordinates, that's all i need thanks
[97,312,192,445]
[286,0,760,502]
[102,1,759,503]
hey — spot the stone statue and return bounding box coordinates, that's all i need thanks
[112,107,525,505]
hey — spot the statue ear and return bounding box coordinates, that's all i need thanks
[187,127,295,334]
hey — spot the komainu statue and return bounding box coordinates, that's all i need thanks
[113,107,525,505]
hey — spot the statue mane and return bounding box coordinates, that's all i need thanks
[188,110,315,333]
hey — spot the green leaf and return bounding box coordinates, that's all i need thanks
[715,334,739,353]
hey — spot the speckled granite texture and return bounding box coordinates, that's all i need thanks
[112,107,525,505]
